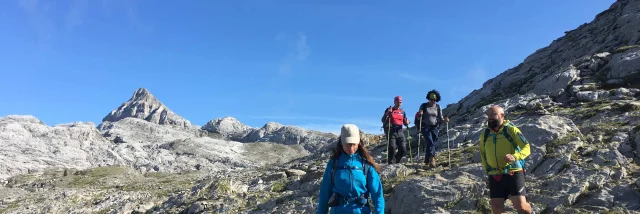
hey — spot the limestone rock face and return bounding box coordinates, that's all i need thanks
[0,115,122,180]
[201,116,252,141]
[101,88,192,129]
[201,119,338,153]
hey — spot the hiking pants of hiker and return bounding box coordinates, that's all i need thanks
[488,171,527,199]
[421,125,438,163]
[387,127,406,164]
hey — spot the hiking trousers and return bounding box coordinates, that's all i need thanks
[421,125,438,163]
[488,171,527,199]
[387,127,406,164]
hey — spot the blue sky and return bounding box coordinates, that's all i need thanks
[0,0,615,134]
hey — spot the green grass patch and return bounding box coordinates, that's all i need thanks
[506,108,527,120]
[0,200,20,213]
[444,198,461,210]
[382,174,409,195]
[68,166,130,188]
[545,131,582,158]
[270,181,286,192]
[613,102,640,112]
[474,197,492,214]
[613,44,640,54]
[567,100,614,120]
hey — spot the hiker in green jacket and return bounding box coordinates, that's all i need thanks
[479,105,532,214]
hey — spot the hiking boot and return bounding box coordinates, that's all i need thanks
[387,158,396,164]
[430,157,436,168]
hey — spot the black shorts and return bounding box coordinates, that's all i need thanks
[488,171,526,199]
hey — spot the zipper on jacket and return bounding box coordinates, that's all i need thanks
[349,154,354,198]
[493,133,499,174]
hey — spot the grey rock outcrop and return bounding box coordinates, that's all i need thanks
[201,118,338,152]
[609,46,640,78]
[243,122,337,152]
[201,116,252,141]
[0,115,123,179]
[101,88,192,129]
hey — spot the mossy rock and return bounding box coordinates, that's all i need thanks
[613,44,640,54]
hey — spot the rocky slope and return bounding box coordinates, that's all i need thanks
[0,116,121,180]
[202,117,338,153]
[2,0,640,213]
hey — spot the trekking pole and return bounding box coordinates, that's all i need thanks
[406,124,412,163]
[418,115,422,162]
[446,121,451,167]
[387,116,391,164]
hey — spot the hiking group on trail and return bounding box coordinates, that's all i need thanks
[380,91,449,168]
[316,91,533,214]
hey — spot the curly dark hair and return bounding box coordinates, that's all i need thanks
[426,89,441,102]
[330,138,381,174]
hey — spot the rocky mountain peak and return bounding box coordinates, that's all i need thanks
[131,88,153,101]
[262,122,284,132]
[201,116,252,141]
[101,88,191,128]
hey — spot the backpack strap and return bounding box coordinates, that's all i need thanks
[502,124,526,174]
[418,103,428,127]
[483,128,490,144]
[330,158,338,188]
[482,128,493,173]
[331,157,372,203]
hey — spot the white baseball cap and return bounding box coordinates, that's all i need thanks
[340,124,360,144]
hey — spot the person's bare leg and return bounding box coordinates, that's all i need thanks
[510,195,532,214]
[490,198,505,214]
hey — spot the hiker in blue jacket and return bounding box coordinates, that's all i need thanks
[317,124,385,214]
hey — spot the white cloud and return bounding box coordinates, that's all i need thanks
[19,0,54,47]
[245,115,383,134]
[297,123,382,135]
[301,93,387,102]
[449,65,489,98]
[276,32,311,75]
[465,66,488,83]
[278,63,291,74]
[295,33,310,60]
[65,0,87,30]
[296,123,342,135]
[399,72,447,85]
[247,115,379,126]
[274,31,288,41]
[19,0,150,47]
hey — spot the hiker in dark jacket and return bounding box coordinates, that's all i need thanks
[317,124,385,214]
[416,90,449,168]
[381,96,410,164]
